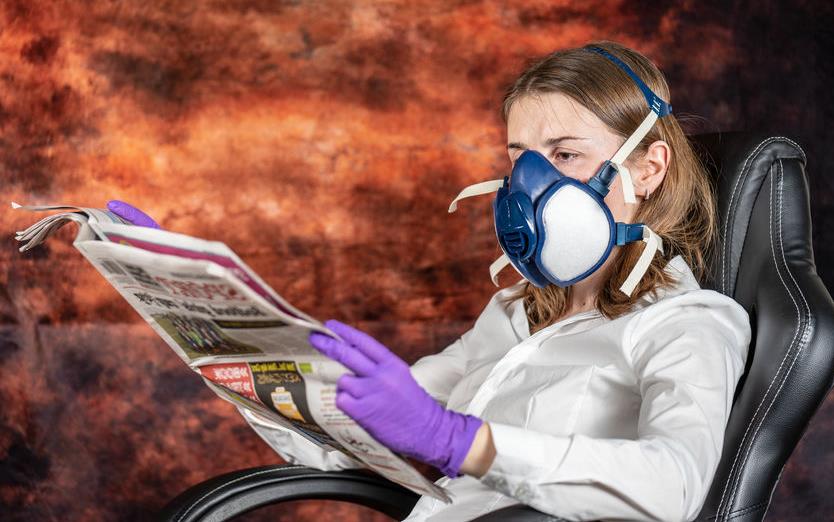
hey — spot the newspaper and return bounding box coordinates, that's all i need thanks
[12,202,451,503]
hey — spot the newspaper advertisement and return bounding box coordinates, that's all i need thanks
[13,203,451,503]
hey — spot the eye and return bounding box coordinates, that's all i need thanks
[553,151,578,163]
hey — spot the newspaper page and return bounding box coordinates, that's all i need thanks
[13,204,452,503]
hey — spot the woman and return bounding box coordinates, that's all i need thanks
[109,41,750,521]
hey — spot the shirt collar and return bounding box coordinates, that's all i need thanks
[507,255,699,339]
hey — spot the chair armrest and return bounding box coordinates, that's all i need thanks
[157,464,420,522]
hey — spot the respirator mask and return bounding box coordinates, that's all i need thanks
[448,46,672,296]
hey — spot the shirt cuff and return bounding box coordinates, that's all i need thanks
[479,422,573,502]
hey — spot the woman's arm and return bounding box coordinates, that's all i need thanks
[409,335,467,405]
[233,333,469,472]
[469,294,750,522]
[237,334,468,471]
[460,422,496,476]
[282,285,525,477]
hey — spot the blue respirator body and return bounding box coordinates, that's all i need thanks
[493,151,646,288]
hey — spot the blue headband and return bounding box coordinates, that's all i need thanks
[585,46,673,117]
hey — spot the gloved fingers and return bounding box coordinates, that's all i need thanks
[336,374,371,398]
[308,332,377,376]
[323,319,394,364]
[106,200,161,229]
[335,389,362,418]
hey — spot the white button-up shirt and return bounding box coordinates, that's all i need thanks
[240,255,751,522]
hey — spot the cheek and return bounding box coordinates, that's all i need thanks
[604,197,625,221]
[603,178,632,223]
[562,161,595,184]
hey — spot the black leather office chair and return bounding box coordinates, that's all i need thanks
[159,133,834,522]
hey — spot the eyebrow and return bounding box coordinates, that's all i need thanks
[507,136,589,150]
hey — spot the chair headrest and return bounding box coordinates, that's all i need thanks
[688,132,807,302]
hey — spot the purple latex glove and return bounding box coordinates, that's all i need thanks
[308,319,483,477]
[106,200,161,229]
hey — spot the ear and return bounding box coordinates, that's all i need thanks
[632,140,670,197]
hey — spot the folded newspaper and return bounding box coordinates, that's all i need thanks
[12,202,451,503]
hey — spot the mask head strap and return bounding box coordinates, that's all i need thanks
[585,46,672,117]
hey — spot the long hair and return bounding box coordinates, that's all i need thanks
[499,41,717,334]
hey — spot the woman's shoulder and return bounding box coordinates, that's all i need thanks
[624,256,752,363]
[632,255,747,316]
[634,284,750,328]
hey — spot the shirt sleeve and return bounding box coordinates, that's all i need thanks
[479,291,751,522]
[410,281,528,406]
[237,406,365,471]
[410,335,467,406]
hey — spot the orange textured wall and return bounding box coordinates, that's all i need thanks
[1,1,832,520]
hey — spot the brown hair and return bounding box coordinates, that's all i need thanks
[500,41,717,334]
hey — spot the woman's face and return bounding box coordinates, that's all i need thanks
[506,92,644,225]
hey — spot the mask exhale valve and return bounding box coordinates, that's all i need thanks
[447,46,672,296]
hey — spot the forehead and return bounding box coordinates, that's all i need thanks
[506,92,607,142]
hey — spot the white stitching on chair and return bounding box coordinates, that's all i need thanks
[722,139,775,293]
[715,160,812,519]
[175,465,309,522]
[720,137,805,295]
[724,160,813,515]
[727,500,768,519]
[715,164,791,517]
[716,163,798,518]
[706,500,769,520]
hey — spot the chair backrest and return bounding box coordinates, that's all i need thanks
[690,133,834,521]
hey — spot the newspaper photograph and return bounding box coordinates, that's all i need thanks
[12,202,452,503]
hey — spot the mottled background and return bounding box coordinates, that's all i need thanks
[1,0,832,520]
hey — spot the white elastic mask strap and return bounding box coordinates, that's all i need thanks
[612,163,636,204]
[610,111,659,205]
[618,225,664,297]
[448,179,505,213]
[489,254,511,286]
[489,253,527,286]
